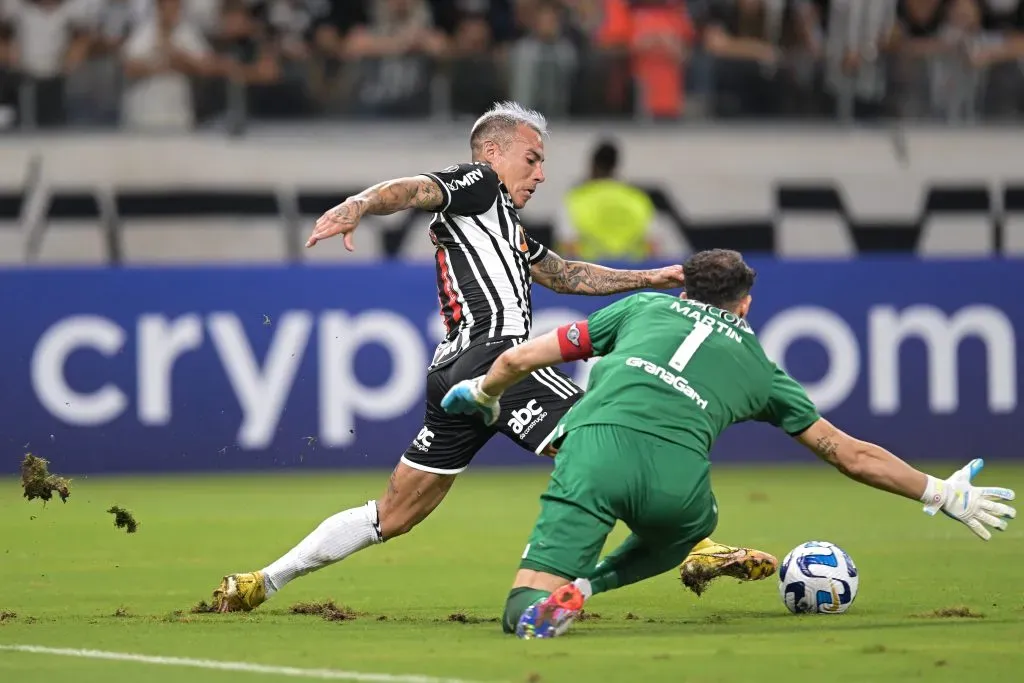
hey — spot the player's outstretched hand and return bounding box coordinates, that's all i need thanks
[307,200,361,250]
[441,377,501,426]
[923,458,1016,540]
[648,265,685,290]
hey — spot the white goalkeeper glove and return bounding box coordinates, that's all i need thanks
[920,458,1016,540]
[440,376,501,426]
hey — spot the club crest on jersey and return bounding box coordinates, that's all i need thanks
[516,224,528,252]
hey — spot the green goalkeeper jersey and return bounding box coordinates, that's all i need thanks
[556,292,820,458]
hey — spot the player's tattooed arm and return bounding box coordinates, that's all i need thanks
[338,176,444,218]
[307,176,443,249]
[812,434,841,466]
[531,250,671,295]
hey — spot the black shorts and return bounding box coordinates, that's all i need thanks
[401,337,583,474]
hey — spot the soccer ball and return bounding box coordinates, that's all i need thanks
[778,541,859,614]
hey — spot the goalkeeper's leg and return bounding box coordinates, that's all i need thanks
[678,538,778,596]
[502,499,610,637]
[586,532,699,595]
[501,428,630,637]
[588,534,777,597]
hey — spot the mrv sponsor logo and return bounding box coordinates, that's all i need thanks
[445,168,484,192]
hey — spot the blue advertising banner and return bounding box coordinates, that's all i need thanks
[1,259,1021,474]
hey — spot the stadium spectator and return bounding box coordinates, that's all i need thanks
[562,0,635,116]
[886,0,949,119]
[344,0,449,118]
[887,0,1024,120]
[68,0,139,125]
[703,0,795,117]
[1,0,1023,126]
[972,0,1024,117]
[0,5,14,125]
[627,0,697,119]
[811,0,897,120]
[180,0,222,35]
[509,0,578,116]
[431,0,517,43]
[555,139,657,261]
[249,0,334,118]
[295,0,367,114]
[205,0,306,120]
[119,0,219,129]
[0,0,93,127]
[448,12,505,116]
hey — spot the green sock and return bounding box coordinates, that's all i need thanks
[502,587,550,634]
[587,533,694,595]
[586,533,643,594]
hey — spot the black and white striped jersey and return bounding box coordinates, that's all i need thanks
[422,162,549,369]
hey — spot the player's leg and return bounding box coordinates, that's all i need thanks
[679,538,779,596]
[496,359,777,594]
[214,460,461,612]
[211,370,493,612]
[582,433,720,597]
[501,425,633,638]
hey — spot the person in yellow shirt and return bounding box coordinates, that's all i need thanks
[557,140,657,261]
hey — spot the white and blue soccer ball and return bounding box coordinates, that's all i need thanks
[778,541,859,614]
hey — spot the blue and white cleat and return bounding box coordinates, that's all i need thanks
[515,584,586,639]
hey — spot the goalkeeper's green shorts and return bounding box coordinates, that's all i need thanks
[518,424,718,580]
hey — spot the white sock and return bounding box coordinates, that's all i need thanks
[572,578,593,601]
[262,500,382,596]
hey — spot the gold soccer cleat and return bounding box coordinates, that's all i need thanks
[680,539,778,597]
[212,571,268,612]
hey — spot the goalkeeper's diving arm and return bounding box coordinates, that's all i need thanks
[794,418,1016,540]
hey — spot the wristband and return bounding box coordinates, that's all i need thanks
[557,321,593,361]
[920,475,946,515]
[474,378,498,403]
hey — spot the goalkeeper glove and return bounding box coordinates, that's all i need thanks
[920,458,1016,540]
[440,376,501,426]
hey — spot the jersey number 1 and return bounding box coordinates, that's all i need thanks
[668,321,714,373]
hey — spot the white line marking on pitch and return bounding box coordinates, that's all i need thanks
[0,644,489,683]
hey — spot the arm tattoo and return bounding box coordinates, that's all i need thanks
[331,176,443,221]
[813,436,840,464]
[385,469,399,500]
[531,250,653,295]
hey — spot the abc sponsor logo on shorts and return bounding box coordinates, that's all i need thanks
[413,427,434,452]
[507,400,547,439]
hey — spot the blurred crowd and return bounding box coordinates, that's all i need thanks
[1,0,1023,130]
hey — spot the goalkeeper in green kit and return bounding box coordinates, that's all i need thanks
[441,249,1017,639]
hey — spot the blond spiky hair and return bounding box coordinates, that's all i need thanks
[470,102,549,156]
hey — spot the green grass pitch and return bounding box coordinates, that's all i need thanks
[1,462,1022,683]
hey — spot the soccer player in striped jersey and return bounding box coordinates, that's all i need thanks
[212,102,775,613]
